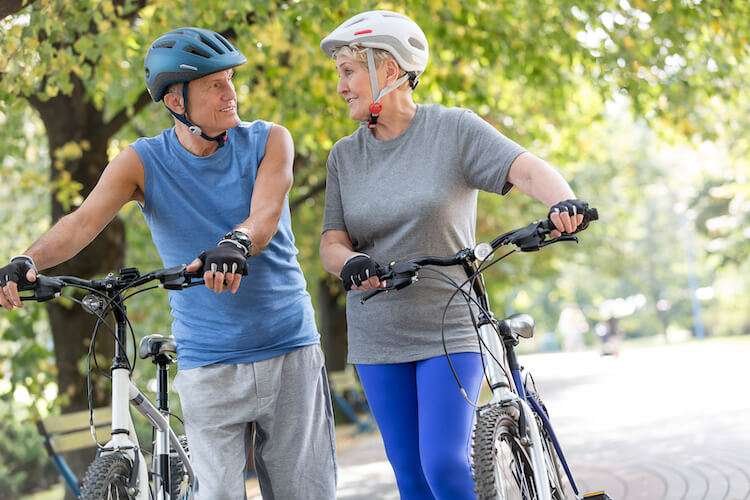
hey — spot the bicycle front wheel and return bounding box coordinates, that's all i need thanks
[80,451,135,500]
[538,413,573,500]
[526,375,573,500]
[472,403,537,500]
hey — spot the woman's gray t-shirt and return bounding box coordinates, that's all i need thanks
[323,104,525,364]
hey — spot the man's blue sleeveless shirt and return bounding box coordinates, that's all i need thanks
[132,121,319,369]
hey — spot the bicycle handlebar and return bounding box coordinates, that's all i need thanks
[360,207,599,304]
[18,265,204,302]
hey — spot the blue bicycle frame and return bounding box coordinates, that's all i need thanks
[511,362,580,496]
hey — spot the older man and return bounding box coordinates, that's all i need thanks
[0,27,336,499]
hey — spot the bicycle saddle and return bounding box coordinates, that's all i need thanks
[138,334,177,360]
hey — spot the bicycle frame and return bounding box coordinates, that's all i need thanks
[100,289,196,499]
[470,268,579,499]
[19,267,202,499]
[360,211,599,499]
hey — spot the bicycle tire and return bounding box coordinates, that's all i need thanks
[169,434,191,498]
[525,376,573,500]
[80,451,134,500]
[472,402,537,500]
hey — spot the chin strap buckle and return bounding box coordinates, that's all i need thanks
[368,102,382,128]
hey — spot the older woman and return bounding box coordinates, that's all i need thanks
[319,10,590,499]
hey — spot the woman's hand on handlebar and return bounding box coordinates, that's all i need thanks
[548,199,590,238]
[340,254,387,292]
[351,276,387,292]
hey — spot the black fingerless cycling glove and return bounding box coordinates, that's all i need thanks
[0,256,35,287]
[340,255,383,291]
[548,199,592,232]
[198,242,248,276]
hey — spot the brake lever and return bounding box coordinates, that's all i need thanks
[360,265,420,304]
[538,234,578,248]
[18,276,66,302]
[518,234,578,252]
[158,265,205,290]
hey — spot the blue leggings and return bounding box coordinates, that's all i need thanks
[356,353,483,500]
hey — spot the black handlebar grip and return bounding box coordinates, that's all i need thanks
[17,280,37,292]
[18,278,40,302]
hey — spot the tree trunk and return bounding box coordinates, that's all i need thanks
[317,275,348,371]
[30,76,125,493]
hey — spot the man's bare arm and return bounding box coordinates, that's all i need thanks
[236,124,294,252]
[189,125,294,293]
[25,146,144,270]
[1,147,144,309]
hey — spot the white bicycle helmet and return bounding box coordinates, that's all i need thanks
[321,10,429,126]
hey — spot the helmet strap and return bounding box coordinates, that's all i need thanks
[364,48,414,129]
[166,82,228,147]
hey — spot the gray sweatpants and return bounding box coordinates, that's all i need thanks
[173,344,337,499]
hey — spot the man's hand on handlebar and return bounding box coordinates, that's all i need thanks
[188,242,248,294]
[0,257,38,310]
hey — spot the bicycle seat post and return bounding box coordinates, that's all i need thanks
[138,334,177,498]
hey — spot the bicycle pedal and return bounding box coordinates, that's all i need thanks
[582,492,613,500]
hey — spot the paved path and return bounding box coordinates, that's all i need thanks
[248,338,750,499]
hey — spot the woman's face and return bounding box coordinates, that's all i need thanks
[335,53,375,121]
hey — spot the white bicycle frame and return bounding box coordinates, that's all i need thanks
[99,366,196,500]
[477,312,553,500]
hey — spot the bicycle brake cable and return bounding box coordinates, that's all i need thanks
[429,267,512,388]
[418,269,511,407]
[412,272,481,408]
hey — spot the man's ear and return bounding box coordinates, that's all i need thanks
[163,89,184,114]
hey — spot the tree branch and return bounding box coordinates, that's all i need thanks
[112,0,147,23]
[290,178,326,211]
[0,0,36,20]
[102,89,152,138]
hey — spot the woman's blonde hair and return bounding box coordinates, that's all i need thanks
[333,45,394,69]
[333,45,411,91]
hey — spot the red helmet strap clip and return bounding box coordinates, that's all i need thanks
[368,102,382,128]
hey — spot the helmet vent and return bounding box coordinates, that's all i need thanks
[199,34,224,54]
[408,37,425,50]
[344,17,366,28]
[154,41,175,49]
[382,13,407,19]
[184,45,210,58]
[215,34,235,52]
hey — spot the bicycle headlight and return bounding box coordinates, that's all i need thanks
[473,243,493,262]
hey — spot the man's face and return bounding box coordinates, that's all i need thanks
[184,69,240,133]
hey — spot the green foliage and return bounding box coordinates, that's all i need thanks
[0,305,56,412]
[0,0,748,424]
[0,401,57,497]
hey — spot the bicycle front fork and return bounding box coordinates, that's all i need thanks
[477,323,553,500]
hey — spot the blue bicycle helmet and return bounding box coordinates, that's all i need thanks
[144,27,246,147]
[145,27,247,102]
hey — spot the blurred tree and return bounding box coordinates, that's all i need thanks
[1,0,749,489]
